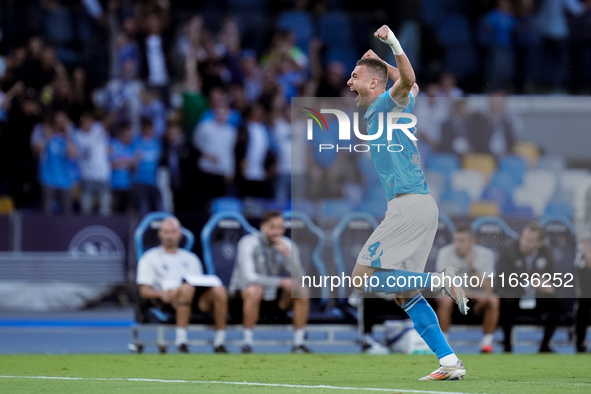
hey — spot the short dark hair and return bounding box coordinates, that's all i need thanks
[261,210,283,225]
[455,223,475,237]
[523,221,546,240]
[355,58,388,87]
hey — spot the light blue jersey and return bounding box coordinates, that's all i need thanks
[364,90,429,200]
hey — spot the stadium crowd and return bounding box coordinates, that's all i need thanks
[0,0,590,215]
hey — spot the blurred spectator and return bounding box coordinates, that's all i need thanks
[536,0,591,92]
[478,0,517,91]
[107,0,140,80]
[192,105,237,208]
[573,174,591,352]
[32,110,77,214]
[271,100,292,205]
[497,222,561,353]
[435,224,499,353]
[110,121,137,214]
[159,116,200,214]
[1,82,41,208]
[414,83,448,149]
[229,210,310,353]
[140,87,166,139]
[237,102,276,199]
[306,38,346,97]
[438,99,472,156]
[133,117,163,217]
[484,91,519,157]
[95,57,143,134]
[180,46,208,138]
[139,11,172,106]
[72,108,111,216]
[239,49,264,102]
[438,72,464,98]
[200,86,242,129]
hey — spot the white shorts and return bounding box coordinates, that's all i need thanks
[357,193,438,272]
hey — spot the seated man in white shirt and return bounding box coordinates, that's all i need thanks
[229,210,311,353]
[435,223,499,353]
[136,217,228,353]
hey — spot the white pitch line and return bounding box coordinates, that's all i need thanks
[0,375,486,394]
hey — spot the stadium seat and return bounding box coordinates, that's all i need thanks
[424,214,456,273]
[318,199,354,219]
[489,170,520,196]
[512,184,552,217]
[331,212,379,300]
[544,200,573,219]
[200,211,258,286]
[283,211,344,322]
[471,216,519,262]
[291,198,317,217]
[440,189,471,215]
[558,169,590,200]
[462,153,496,180]
[536,154,566,173]
[522,169,557,202]
[513,141,540,168]
[470,201,500,217]
[425,153,460,178]
[211,197,243,214]
[499,155,528,185]
[481,186,509,211]
[541,217,577,298]
[424,170,447,204]
[451,169,486,201]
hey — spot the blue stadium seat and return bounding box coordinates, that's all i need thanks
[441,189,471,215]
[331,212,379,300]
[424,214,456,273]
[425,153,460,176]
[471,216,519,262]
[489,170,520,196]
[277,11,314,52]
[541,216,577,299]
[211,197,243,214]
[499,155,528,184]
[200,211,258,286]
[318,11,352,47]
[544,200,573,219]
[318,199,354,219]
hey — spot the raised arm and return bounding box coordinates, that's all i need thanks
[373,25,417,102]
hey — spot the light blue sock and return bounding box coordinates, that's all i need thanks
[402,293,453,359]
[363,269,431,294]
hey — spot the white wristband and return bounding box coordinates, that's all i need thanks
[378,28,404,56]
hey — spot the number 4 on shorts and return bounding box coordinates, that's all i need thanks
[368,241,381,258]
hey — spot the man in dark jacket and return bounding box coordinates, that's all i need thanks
[497,222,561,353]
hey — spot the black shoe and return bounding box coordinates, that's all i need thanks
[214,345,228,353]
[178,343,189,353]
[241,344,253,354]
[576,344,587,353]
[292,344,312,353]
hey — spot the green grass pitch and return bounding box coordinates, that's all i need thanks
[1,354,590,393]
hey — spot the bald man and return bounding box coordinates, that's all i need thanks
[137,217,228,353]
